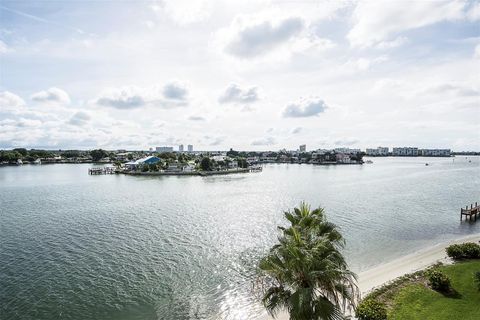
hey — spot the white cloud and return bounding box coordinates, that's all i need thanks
[282,98,328,118]
[423,83,479,97]
[31,87,71,104]
[291,127,303,134]
[97,86,146,109]
[69,111,91,126]
[151,0,212,25]
[376,36,409,49]
[344,55,389,72]
[162,82,188,101]
[0,40,10,54]
[224,16,304,58]
[0,91,26,110]
[188,115,206,121]
[215,11,336,64]
[348,1,466,47]
[218,84,259,104]
[143,20,155,29]
[96,82,189,109]
[474,44,480,59]
[251,136,276,146]
[467,2,480,21]
[15,118,42,128]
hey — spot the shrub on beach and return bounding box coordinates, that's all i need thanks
[446,243,480,260]
[426,269,451,292]
[356,299,387,320]
[461,243,480,259]
[446,244,464,260]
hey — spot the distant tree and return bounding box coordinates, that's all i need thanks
[148,163,158,172]
[29,150,54,159]
[237,158,248,168]
[13,148,28,156]
[157,152,176,160]
[61,150,80,158]
[90,149,109,162]
[227,148,239,157]
[0,151,22,162]
[200,157,213,171]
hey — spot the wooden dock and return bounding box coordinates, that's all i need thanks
[88,167,116,175]
[461,202,479,221]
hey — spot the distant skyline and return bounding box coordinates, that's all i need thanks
[0,0,479,151]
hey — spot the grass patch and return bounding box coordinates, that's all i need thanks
[389,260,480,320]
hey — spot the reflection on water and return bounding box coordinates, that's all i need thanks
[1,156,479,319]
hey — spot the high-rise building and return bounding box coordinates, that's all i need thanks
[156,146,174,153]
[179,144,184,152]
[187,144,193,152]
[299,144,306,152]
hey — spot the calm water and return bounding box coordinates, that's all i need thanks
[1,157,479,320]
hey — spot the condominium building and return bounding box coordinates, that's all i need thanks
[179,144,184,152]
[392,147,419,156]
[299,144,306,152]
[420,149,451,157]
[187,145,193,152]
[366,147,389,156]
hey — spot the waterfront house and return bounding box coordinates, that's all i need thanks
[183,162,196,172]
[125,156,160,170]
[165,161,183,172]
[228,160,238,169]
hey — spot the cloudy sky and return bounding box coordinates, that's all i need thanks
[0,0,479,151]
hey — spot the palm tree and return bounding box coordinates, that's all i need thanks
[258,202,358,320]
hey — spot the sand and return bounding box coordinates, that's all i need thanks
[262,233,480,320]
[357,234,480,294]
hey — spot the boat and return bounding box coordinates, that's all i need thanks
[365,160,373,164]
[425,163,429,166]
[16,159,23,165]
[33,159,41,165]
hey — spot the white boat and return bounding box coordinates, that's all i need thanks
[33,159,41,165]
[16,159,23,165]
[365,160,373,164]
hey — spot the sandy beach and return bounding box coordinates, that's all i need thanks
[263,233,480,320]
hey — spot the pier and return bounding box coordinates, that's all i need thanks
[460,202,479,221]
[88,167,116,175]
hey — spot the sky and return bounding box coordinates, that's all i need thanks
[0,0,479,151]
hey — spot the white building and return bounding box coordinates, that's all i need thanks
[334,147,361,154]
[392,147,419,156]
[366,147,389,156]
[183,162,196,172]
[179,144,184,152]
[420,149,451,157]
[299,144,306,152]
[156,146,173,153]
[187,145,193,152]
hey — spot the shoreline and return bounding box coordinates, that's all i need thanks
[263,233,480,320]
[122,168,251,176]
[357,233,480,294]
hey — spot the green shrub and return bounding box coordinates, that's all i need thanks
[427,269,451,292]
[475,271,480,291]
[446,243,480,260]
[461,243,480,259]
[356,299,387,320]
[446,244,464,260]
